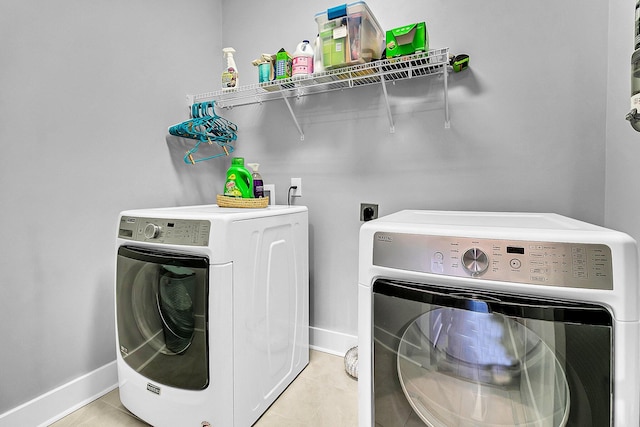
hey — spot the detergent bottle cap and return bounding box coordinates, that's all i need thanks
[247,163,260,172]
[231,157,244,166]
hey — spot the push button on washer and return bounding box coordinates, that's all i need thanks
[431,252,445,273]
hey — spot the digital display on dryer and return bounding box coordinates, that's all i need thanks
[507,246,525,254]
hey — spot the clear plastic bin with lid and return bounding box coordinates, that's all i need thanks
[314,1,385,69]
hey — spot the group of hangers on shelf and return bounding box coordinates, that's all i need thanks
[169,100,238,164]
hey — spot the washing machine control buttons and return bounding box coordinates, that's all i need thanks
[462,247,489,276]
[431,252,445,273]
[372,232,614,289]
[510,258,522,269]
[144,223,161,239]
[119,216,211,246]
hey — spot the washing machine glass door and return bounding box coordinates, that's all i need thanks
[116,245,209,390]
[372,279,613,427]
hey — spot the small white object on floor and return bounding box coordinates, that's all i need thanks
[344,346,358,379]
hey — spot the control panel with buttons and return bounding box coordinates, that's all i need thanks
[118,216,211,246]
[372,232,613,290]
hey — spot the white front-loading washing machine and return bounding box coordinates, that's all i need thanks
[115,204,309,427]
[358,210,640,426]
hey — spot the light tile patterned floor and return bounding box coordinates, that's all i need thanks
[49,350,357,427]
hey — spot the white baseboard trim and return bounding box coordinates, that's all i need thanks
[309,326,357,357]
[0,327,354,427]
[0,361,118,427]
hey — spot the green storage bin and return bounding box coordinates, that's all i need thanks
[386,22,428,58]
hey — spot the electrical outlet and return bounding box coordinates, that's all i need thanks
[263,184,275,205]
[360,203,378,221]
[290,178,302,197]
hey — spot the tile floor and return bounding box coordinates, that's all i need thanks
[49,350,358,427]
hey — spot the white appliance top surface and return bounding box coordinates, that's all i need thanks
[120,204,307,220]
[373,210,605,232]
[117,204,307,251]
[362,210,638,318]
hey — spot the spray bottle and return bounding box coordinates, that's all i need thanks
[247,163,264,198]
[222,47,238,89]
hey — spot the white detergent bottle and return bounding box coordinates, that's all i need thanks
[292,40,314,77]
[222,47,238,89]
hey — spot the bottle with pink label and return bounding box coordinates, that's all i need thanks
[292,40,314,77]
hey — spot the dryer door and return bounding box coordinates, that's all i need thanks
[372,279,613,427]
[116,245,209,390]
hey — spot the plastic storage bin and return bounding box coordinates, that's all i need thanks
[386,22,428,58]
[314,2,384,69]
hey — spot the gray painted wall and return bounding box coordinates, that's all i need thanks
[1,0,635,417]
[0,0,222,414]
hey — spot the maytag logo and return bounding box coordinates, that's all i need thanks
[147,383,161,395]
[376,234,393,242]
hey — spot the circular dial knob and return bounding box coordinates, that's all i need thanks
[462,248,489,276]
[144,223,161,239]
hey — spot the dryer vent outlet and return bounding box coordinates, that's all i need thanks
[360,203,378,221]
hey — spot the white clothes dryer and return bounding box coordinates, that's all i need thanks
[115,204,309,427]
[358,210,640,427]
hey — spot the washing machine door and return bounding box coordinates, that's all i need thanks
[372,279,613,427]
[116,245,209,390]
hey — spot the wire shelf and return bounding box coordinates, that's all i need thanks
[188,47,450,139]
[192,48,449,108]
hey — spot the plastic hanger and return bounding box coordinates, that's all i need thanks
[168,101,238,164]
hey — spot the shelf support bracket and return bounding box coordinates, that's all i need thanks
[281,93,305,141]
[380,74,395,134]
[443,63,450,129]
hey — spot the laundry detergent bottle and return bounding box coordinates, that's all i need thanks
[292,40,314,77]
[224,157,253,198]
[247,163,264,198]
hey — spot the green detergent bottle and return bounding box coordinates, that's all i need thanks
[223,157,253,198]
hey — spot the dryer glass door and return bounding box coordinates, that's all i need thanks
[116,245,209,390]
[372,279,613,427]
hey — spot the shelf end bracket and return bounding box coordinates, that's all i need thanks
[281,93,305,141]
[380,74,395,134]
[443,62,450,128]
